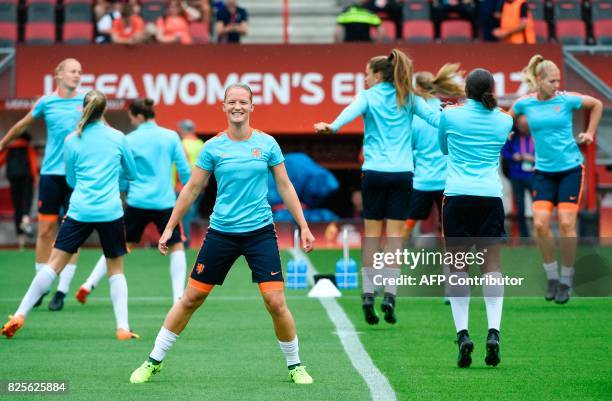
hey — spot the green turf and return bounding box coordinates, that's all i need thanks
[1,248,611,401]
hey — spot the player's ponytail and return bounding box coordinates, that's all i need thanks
[415,63,465,99]
[523,54,557,92]
[368,48,414,108]
[129,98,156,120]
[465,68,497,111]
[75,90,106,137]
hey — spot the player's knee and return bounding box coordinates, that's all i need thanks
[263,294,286,316]
[181,291,207,310]
[558,220,576,236]
[38,220,57,240]
[533,218,550,235]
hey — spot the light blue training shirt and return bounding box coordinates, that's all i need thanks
[64,121,137,222]
[438,99,513,198]
[512,91,583,172]
[412,97,446,191]
[329,82,440,172]
[32,90,85,175]
[125,121,191,210]
[196,129,284,233]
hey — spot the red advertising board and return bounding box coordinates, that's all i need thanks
[15,44,563,134]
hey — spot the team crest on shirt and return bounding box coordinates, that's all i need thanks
[196,263,204,274]
[252,148,262,159]
[554,106,561,112]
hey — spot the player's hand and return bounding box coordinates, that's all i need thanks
[158,228,173,256]
[300,227,315,253]
[314,122,333,134]
[578,132,594,145]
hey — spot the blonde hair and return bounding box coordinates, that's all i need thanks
[523,54,558,91]
[75,90,106,137]
[415,63,465,99]
[368,49,414,108]
[54,58,80,77]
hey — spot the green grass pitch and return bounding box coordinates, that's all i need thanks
[0,248,610,401]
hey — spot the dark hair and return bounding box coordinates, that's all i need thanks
[129,98,155,120]
[465,68,497,110]
[76,90,106,137]
[368,48,413,108]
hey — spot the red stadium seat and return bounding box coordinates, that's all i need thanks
[380,20,397,41]
[0,22,17,46]
[533,19,550,42]
[26,0,57,4]
[556,19,586,44]
[591,0,612,20]
[189,22,209,44]
[554,0,582,20]
[63,21,92,44]
[403,20,434,43]
[25,22,55,44]
[142,2,165,22]
[403,0,431,21]
[593,19,612,44]
[440,20,471,42]
[27,3,55,22]
[64,3,92,22]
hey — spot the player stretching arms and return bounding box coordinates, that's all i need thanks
[2,90,139,340]
[129,84,315,384]
[76,98,191,305]
[315,49,440,325]
[509,55,602,304]
[0,59,84,311]
[439,69,513,368]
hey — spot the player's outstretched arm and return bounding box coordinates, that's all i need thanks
[0,111,35,151]
[272,162,315,253]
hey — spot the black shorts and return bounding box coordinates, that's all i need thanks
[124,206,183,245]
[38,174,72,216]
[533,165,584,207]
[191,224,283,286]
[407,189,444,221]
[54,216,128,258]
[361,170,413,220]
[443,195,505,245]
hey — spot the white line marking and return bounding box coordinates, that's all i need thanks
[289,250,397,401]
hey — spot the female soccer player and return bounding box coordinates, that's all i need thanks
[314,49,440,325]
[2,90,139,340]
[129,84,315,385]
[76,98,191,305]
[509,55,603,304]
[439,69,513,368]
[404,63,464,240]
[0,58,84,311]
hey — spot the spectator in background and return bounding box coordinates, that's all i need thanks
[216,0,248,43]
[431,0,477,39]
[335,0,382,42]
[0,133,38,249]
[493,0,535,43]
[111,3,146,44]
[477,0,503,41]
[366,0,404,40]
[501,117,535,237]
[94,0,121,44]
[156,0,193,44]
[176,119,203,247]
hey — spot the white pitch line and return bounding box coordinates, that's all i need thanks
[289,249,397,401]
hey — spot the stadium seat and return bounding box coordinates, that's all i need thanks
[0,22,17,46]
[528,0,551,41]
[533,19,550,42]
[403,20,434,42]
[64,2,92,23]
[26,0,57,4]
[591,0,612,20]
[554,0,582,20]
[556,19,586,44]
[403,0,431,21]
[440,20,471,42]
[25,22,55,44]
[141,2,165,22]
[375,20,397,41]
[189,22,209,44]
[593,19,612,44]
[0,2,17,23]
[63,21,92,44]
[26,2,55,22]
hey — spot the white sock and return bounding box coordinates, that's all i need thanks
[278,336,301,367]
[16,265,57,317]
[169,250,186,303]
[149,327,179,362]
[383,267,401,296]
[361,267,376,294]
[543,261,559,281]
[84,255,107,291]
[560,266,574,287]
[109,274,129,330]
[57,263,77,294]
[449,271,470,333]
[35,262,45,274]
[482,271,504,331]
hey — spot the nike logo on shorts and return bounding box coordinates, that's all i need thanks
[270,271,281,276]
